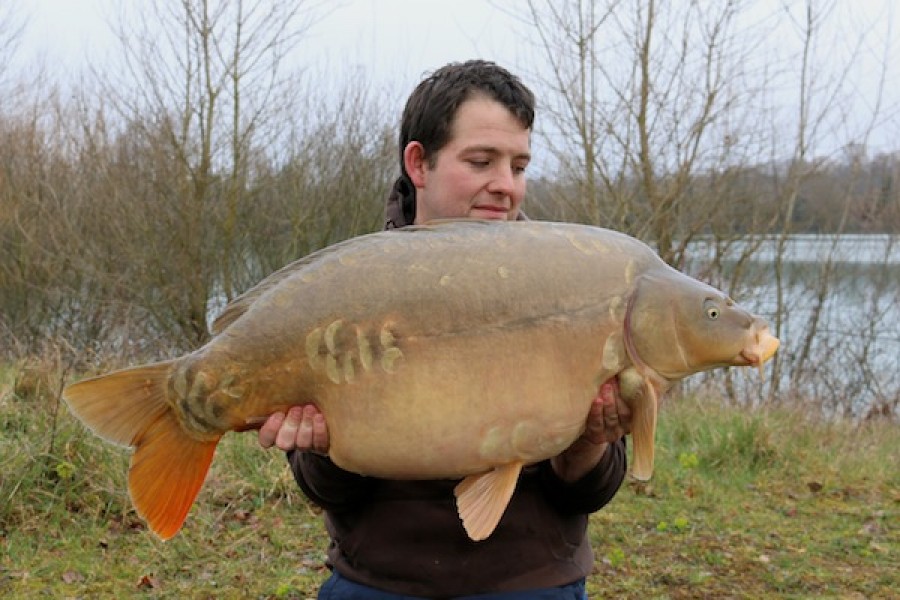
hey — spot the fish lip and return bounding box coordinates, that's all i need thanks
[738,332,781,366]
[756,332,780,362]
[738,349,760,366]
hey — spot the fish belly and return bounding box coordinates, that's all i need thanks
[315,326,614,479]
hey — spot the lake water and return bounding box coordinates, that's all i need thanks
[683,234,899,420]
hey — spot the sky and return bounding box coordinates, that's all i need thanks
[17,0,526,93]
[12,0,900,164]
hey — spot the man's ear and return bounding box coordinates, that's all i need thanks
[403,141,428,188]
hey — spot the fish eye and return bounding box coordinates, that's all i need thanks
[704,299,720,320]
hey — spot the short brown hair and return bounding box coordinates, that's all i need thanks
[387,61,535,226]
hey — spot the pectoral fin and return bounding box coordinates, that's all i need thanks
[454,462,523,541]
[619,368,659,481]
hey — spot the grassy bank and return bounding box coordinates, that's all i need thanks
[1,362,897,598]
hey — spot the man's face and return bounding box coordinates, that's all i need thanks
[408,96,531,224]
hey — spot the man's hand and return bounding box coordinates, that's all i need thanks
[580,377,633,445]
[551,378,633,482]
[258,405,330,454]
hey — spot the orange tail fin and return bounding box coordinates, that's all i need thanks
[128,410,218,540]
[63,362,219,540]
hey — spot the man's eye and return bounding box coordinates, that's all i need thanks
[469,160,489,168]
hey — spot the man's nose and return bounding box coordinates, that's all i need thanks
[487,165,515,195]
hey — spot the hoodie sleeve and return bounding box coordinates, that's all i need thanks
[536,437,627,515]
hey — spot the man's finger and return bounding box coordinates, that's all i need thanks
[598,379,618,404]
[310,411,330,454]
[258,412,285,449]
[275,406,305,451]
[294,405,318,450]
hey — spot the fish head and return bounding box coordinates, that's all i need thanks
[618,266,780,483]
[625,269,780,381]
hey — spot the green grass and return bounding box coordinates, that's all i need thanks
[1,363,897,599]
[587,395,899,598]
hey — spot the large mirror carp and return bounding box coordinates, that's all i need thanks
[64,220,779,541]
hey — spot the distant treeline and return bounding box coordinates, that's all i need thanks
[528,149,900,237]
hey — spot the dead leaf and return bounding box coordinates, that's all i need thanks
[806,481,823,493]
[629,480,655,497]
[136,574,160,590]
[858,518,882,536]
[62,570,84,584]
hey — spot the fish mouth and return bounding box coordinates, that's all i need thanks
[737,328,780,375]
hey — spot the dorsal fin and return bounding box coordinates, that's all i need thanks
[213,225,470,334]
[212,238,362,334]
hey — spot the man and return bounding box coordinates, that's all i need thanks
[260,60,632,599]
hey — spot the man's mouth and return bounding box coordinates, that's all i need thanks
[472,205,509,218]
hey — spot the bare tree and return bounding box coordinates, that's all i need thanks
[521,0,764,266]
[0,1,24,87]
[91,0,329,347]
[2,1,398,362]
[236,70,397,285]
[765,1,895,414]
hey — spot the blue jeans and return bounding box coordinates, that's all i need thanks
[318,570,588,599]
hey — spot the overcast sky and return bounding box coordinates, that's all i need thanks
[19,0,526,93]
[15,0,900,163]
